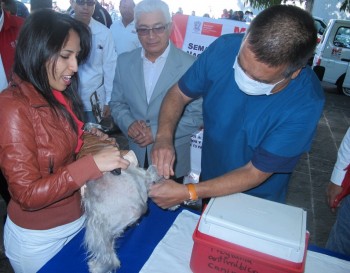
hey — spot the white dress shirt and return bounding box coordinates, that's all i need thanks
[331,127,350,186]
[0,8,4,30]
[0,55,7,92]
[142,44,170,104]
[77,18,117,111]
[110,19,140,56]
[0,10,7,91]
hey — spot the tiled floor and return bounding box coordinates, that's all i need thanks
[1,82,350,272]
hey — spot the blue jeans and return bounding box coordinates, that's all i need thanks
[326,194,350,256]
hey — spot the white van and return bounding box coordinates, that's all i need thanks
[313,16,327,44]
[312,19,350,95]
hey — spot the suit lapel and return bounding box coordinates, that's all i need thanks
[130,54,148,105]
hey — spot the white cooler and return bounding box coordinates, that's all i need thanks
[198,193,307,263]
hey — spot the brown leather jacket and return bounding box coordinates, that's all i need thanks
[0,75,102,230]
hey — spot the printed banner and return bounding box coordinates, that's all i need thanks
[170,14,249,57]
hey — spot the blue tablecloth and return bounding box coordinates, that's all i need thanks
[38,201,192,273]
[38,200,350,273]
[308,244,350,262]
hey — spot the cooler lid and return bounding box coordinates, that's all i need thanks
[199,193,306,249]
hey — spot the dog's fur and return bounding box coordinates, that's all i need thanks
[82,151,160,273]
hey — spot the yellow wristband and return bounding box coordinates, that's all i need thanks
[186,183,198,201]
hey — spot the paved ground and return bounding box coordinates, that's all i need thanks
[286,82,350,248]
[0,82,349,272]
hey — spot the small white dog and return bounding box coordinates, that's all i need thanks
[82,151,160,273]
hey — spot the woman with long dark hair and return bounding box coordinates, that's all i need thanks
[0,9,129,272]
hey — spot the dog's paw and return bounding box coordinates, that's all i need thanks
[88,257,121,273]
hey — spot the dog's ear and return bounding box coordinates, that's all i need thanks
[122,150,138,167]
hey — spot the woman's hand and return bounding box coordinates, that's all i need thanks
[93,146,129,172]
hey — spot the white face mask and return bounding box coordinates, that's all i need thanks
[233,57,284,96]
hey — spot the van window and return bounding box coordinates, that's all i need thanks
[334,26,350,48]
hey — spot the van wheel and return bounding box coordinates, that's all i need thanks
[336,74,350,96]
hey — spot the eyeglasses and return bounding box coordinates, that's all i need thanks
[136,24,169,36]
[74,0,96,6]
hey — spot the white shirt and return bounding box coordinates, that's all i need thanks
[0,55,7,91]
[331,127,350,186]
[77,18,117,111]
[142,44,170,104]
[110,19,140,56]
[0,8,4,31]
[0,10,6,91]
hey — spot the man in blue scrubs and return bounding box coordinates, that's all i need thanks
[149,5,325,208]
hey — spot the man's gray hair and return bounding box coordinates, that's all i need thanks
[134,0,171,25]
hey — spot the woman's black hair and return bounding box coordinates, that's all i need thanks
[13,9,91,131]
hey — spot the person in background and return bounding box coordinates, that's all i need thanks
[2,0,28,18]
[221,8,229,19]
[1,0,15,15]
[176,7,183,14]
[31,0,52,11]
[15,0,29,18]
[0,0,24,89]
[326,127,350,256]
[0,10,129,273]
[108,2,119,22]
[93,0,112,27]
[244,10,254,22]
[231,10,244,21]
[52,1,62,12]
[110,0,202,180]
[110,0,140,56]
[67,0,112,28]
[0,2,23,271]
[150,5,324,209]
[0,0,24,221]
[70,0,117,123]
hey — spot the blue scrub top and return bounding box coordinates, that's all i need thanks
[179,34,325,202]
